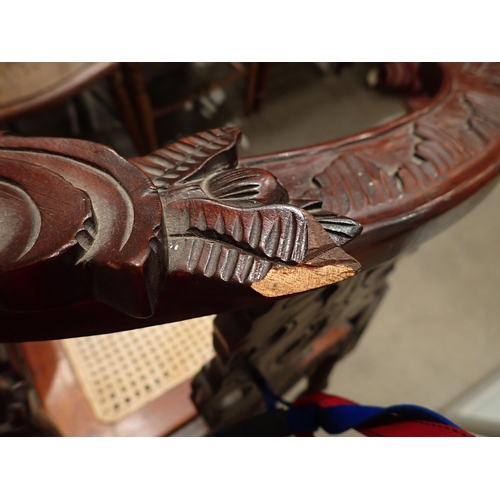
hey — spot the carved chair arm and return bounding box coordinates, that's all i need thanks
[1,62,500,343]
[0,128,361,342]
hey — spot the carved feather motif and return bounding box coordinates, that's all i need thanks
[130,128,241,187]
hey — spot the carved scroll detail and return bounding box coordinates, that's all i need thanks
[0,138,164,317]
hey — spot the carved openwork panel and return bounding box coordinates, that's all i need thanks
[192,263,393,429]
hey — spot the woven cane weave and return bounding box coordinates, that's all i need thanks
[61,316,215,423]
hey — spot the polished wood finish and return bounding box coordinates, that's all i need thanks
[0,127,361,342]
[2,63,499,341]
[1,62,500,435]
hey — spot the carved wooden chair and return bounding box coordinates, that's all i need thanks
[1,62,499,436]
[121,62,266,153]
[0,62,154,154]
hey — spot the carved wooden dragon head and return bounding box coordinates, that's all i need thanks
[0,128,362,320]
[130,128,362,299]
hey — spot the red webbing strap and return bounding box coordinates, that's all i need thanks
[293,393,474,437]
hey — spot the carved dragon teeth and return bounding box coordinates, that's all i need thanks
[230,216,244,242]
[244,212,262,250]
[219,247,239,282]
[260,218,281,258]
[170,237,276,285]
[167,198,309,266]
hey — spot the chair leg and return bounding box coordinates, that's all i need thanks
[245,62,261,115]
[108,67,147,155]
[121,63,158,153]
[252,62,272,114]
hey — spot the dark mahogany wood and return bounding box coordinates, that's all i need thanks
[2,63,499,343]
[0,128,361,342]
[1,62,500,434]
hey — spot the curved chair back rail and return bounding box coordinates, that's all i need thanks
[244,62,500,268]
[1,62,500,342]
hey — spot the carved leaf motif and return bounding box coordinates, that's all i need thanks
[130,128,241,188]
[291,90,500,218]
[308,152,402,215]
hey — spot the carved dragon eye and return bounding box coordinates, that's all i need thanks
[206,168,289,205]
